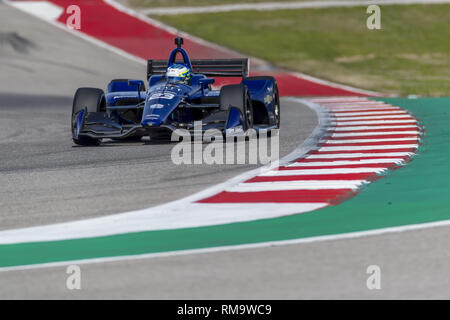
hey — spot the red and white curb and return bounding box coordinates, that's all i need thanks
[0,97,422,244]
[198,97,422,205]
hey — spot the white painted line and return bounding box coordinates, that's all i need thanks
[324,103,391,107]
[227,180,366,191]
[310,97,372,103]
[0,202,329,245]
[332,120,417,125]
[322,138,418,144]
[333,124,418,134]
[332,130,420,136]
[326,107,396,111]
[328,104,395,107]
[328,107,403,112]
[318,145,418,152]
[9,1,63,21]
[321,100,389,104]
[335,115,413,120]
[306,152,414,159]
[261,168,387,175]
[289,159,406,166]
[333,111,408,116]
[4,218,450,273]
[324,103,393,107]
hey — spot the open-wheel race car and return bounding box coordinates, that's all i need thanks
[71,37,280,145]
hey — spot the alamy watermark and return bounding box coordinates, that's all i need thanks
[366,265,381,290]
[170,121,279,165]
[66,5,81,30]
[366,5,381,30]
[66,264,81,290]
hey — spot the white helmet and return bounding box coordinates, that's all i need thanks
[166,64,192,84]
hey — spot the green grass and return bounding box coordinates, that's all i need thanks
[155,5,450,96]
[130,0,316,8]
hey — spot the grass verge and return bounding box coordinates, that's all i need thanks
[155,5,450,96]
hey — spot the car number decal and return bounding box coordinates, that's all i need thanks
[149,92,175,100]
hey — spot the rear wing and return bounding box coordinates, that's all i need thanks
[147,58,249,79]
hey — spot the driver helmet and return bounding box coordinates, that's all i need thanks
[166,64,192,84]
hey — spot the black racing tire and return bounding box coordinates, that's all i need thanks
[244,76,280,128]
[219,84,253,130]
[72,87,105,146]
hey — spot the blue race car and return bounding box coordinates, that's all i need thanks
[71,37,280,145]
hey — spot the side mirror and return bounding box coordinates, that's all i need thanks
[128,80,146,91]
[128,80,145,100]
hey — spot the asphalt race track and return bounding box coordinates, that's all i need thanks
[0,2,316,231]
[1,2,449,299]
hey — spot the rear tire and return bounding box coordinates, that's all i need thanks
[219,84,253,130]
[72,87,105,146]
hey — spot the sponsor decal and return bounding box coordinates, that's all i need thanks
[225,126,245,136]
[264,95,273,105]
[149,92,175,100]
[207,90,220,96]
[113,95,136,99]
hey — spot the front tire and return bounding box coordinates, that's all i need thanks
[72,87,105,146]
[244,76,280,128]
[220,84,253,130]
